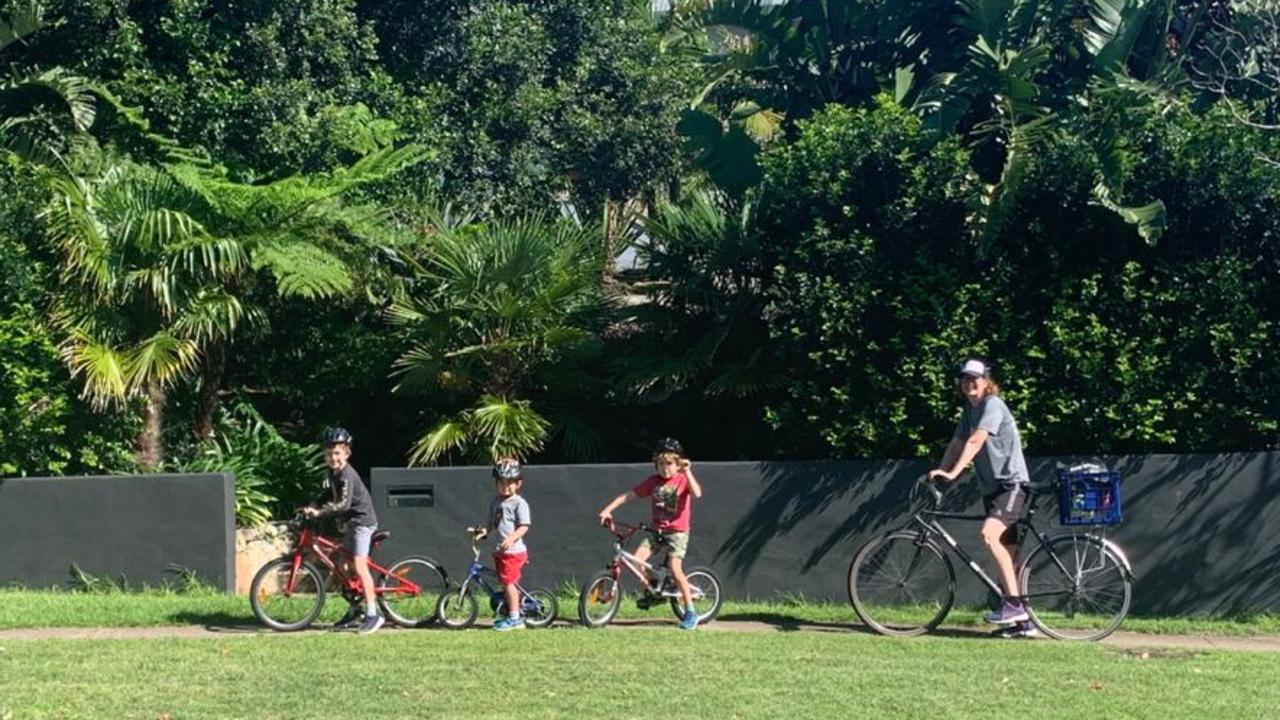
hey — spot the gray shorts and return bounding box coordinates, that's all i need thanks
[346,524,377,557]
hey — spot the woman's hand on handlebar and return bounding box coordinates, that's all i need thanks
[597,510,614,529]
[926,469,955,484]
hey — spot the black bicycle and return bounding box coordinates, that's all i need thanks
[847,479,1134,641]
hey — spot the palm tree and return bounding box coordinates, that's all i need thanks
[388,214,605,465]
[44,144,423,467]
[0,1,96,164]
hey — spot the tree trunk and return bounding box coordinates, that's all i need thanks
[195,338,227,441]
[136,379,167,470]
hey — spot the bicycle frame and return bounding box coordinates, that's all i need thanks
[451,531,539,607]
[280,522,426,598]
[906,486,1087,599]
[602,522,675,596]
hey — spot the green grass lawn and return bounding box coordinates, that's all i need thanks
[4,589,1280,636]
[1,627,1277,719]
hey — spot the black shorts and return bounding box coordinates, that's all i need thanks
[983,485,1029,543]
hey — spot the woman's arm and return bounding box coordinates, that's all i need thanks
[930,430,989,481]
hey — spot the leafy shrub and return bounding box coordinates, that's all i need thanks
[180,403,323,526]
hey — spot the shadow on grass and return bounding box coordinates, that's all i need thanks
[167,611,261,633]
[716,611,854,633]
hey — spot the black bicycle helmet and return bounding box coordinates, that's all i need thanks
[492,458,523,480]
[653,437,685,457]
[323,427,354,447]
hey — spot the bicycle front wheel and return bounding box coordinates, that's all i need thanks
[669,568,723,624]
[578,571,621,628]
[848,531,955,636]
[250,558,326,631]
[436,586,479,629]
[378,556,449,628]
[1021,533,1132,641]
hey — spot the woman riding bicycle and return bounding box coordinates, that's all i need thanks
[927,358,1035,638]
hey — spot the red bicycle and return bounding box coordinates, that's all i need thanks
[249,518,449,631]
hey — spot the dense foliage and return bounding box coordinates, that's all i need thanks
[0,0,1276,523]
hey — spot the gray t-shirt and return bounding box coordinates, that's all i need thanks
[953,395,1029,492]
[490,494,531,555]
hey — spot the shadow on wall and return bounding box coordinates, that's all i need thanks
[712,451,1280,616]
[1117,452,1280,616]
[713,460,949,579]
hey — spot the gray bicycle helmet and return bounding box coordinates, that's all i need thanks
[492,458,522,480]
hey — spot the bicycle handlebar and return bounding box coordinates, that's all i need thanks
[914,475,944,508]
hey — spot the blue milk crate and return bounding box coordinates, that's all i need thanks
[1057,468,1123,526]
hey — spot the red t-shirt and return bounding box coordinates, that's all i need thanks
[632,472,692,532]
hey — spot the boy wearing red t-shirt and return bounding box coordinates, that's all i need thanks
[598,437,704,630]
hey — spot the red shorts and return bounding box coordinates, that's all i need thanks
[493,552,527,585]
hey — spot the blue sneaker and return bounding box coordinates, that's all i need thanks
[494,616,526,631]
[678,608,699,631]
[983,600,1029,626]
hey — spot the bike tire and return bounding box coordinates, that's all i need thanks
[250,557,326,632]
[378,555,449,628]
[848,531,955,637]
[1020,533,1132,641]
[668,567,723,624]
[435,585,479,630]
[520,587,559,629]
[578,571,621,628]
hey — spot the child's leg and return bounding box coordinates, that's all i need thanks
[632,540,653,582]
[504,583,521,618]
[494,552,528,619]
[350,525,379,616]
[669,556,694,611]
[353,554,378,614]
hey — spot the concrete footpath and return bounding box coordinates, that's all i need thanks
[2,620,1280,653]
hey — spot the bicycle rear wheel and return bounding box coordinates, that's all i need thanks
[668,568,723,624]
[250,558,326,631]
[578,571,621,628]
[517,587,559,628]
[848,531,955,636]
[1020,533,1132,641]
[378,555,449,628]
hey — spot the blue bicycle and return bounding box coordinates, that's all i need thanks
[435,527,559,629]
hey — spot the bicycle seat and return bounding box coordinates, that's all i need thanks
[372,530,391,546]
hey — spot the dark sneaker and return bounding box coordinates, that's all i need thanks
[494,616,526,631]
[333,605,362,630]
[983,600,1029,625]
[678,609,699,631]
[635,593,657,610]
[992,621,1039,639]
[357,614,385,635]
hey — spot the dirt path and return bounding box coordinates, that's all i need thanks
[3,620,1280,653]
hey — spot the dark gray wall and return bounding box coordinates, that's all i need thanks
[0,474,236,592]
[373,452,1280,616]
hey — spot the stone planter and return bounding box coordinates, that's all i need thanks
[234,523,292,596]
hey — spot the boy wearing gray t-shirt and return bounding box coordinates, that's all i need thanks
[490,458,531,631]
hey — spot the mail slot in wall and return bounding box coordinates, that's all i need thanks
[387,485,434,508]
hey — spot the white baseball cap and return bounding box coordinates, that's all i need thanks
[959,359,990,378]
